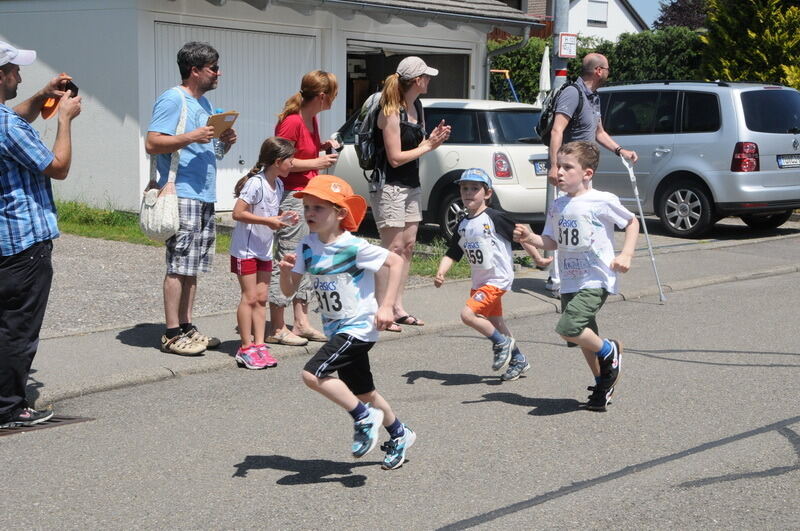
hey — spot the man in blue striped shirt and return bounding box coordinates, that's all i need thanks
[0,41,82,429]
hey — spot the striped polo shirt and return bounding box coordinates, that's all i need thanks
[0,103,58,256]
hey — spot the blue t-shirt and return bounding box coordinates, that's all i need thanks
[147,87,216,203]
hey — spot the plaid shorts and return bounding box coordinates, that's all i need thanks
[165,198,216,276]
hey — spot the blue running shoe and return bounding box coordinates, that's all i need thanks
[380,425,416,470]
[501,359,530,381]
[492,337,515,372]
[352,405,384,458]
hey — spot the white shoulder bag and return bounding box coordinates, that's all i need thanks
[139,87,188,242]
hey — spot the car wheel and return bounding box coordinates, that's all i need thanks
[740,209,793,230]
[438,188,465,240]
[657,180,713,238]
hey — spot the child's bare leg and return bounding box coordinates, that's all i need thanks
[251,271,270,345]
[357,390,397,427]
[236,273,258,347]
[301,370,360,410]
[460,306,496,336]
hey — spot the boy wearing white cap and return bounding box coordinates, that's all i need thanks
[1,41,82,428]
[433,168,530,381]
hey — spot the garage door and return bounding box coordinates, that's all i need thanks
[155,22,316,209]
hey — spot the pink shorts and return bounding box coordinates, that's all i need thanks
[230,256,273,276]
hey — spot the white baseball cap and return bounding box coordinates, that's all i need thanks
[396,56,438,80]
[0,41,37,67]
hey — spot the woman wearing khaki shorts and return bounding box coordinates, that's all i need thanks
[373,57,451,331]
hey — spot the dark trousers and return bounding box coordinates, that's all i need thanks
[0,240,53,421]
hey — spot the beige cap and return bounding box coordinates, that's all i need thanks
[396,56,438,80]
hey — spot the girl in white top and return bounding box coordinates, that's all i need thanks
[229,137,299,369]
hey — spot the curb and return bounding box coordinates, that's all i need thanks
[32,263,800,409]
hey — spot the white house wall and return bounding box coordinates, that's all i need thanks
[1,0,144,211]
[568,0,642,42]
[2,0,491,211]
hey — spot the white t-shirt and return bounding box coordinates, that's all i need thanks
[229,173,283,260]
[543,189,634,294]
[292,232,390,342]
[445,208,516,291]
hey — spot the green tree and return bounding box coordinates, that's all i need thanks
[701,0,800,88]
[567,29,702,82]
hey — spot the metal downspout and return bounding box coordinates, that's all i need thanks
[485,25,531,99]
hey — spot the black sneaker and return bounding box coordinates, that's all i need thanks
[586,385,613,411]
[0,407,55,429]
[598,339,622,390]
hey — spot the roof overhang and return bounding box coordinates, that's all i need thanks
[210,0,543,35]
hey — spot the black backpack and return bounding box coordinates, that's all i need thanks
[353,92,383,172]
[535,79,583,145]
[353,93,425,176]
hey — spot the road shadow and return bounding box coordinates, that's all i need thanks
[232,454,378,487]
[403,370,502,387]
[463,392,582,416]
[25,367,44,406]
[115,323,164,348]
[645,217,800,241]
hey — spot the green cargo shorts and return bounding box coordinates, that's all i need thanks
[556,288,609,347]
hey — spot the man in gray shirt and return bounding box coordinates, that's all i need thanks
[547,53,637,184]
[544,53,638,296]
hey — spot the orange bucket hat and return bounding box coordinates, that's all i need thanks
[293,175,367,232]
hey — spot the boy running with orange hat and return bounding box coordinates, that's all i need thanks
[278,175,415,470]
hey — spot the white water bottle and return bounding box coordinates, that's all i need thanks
[213,108,226,160]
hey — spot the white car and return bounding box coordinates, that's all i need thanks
[331,98,549,238]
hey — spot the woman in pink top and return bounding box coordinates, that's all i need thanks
[267,70,339,346]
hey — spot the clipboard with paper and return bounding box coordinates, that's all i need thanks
[206,111,239,137]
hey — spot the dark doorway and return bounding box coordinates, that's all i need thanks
[345,52,469,117]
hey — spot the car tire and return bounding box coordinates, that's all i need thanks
[657,179,714,238]
[740,209,793,230]
[438,187,465,240]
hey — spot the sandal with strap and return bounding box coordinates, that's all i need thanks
[161,333,206,356]
[394,314,424,326]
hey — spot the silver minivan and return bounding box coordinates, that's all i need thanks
[595,81,800,237]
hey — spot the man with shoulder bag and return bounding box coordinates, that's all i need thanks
[145,42,237,356]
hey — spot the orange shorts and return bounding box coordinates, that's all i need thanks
[466,285,506,317]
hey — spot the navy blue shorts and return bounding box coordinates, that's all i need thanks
[304,334,376,395]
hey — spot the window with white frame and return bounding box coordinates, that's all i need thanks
[587,0,608,25]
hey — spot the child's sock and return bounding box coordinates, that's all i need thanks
[596,339,613,360]
[386,418,405,439]
[511,346,526,364]
[594,376,601,386]
[488,330,507,345]
[348,402,369,422]
[179,322,193,333]
[165,327,182,339]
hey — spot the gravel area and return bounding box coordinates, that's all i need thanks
[43,234,431,339]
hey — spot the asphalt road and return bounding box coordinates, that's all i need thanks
[3,270,799,529]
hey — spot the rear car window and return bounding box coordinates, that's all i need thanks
[681,92,721,133]
[741,89,800,134]
[492,110,542,143]
[425,109,480,144]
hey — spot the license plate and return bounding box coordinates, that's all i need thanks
[532,160,549,175]
[777,154,800,168]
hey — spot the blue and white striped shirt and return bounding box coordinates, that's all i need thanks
[0,103,58,256]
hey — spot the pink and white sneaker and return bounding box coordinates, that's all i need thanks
[235,345,267,369]
[254,344,278,367]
